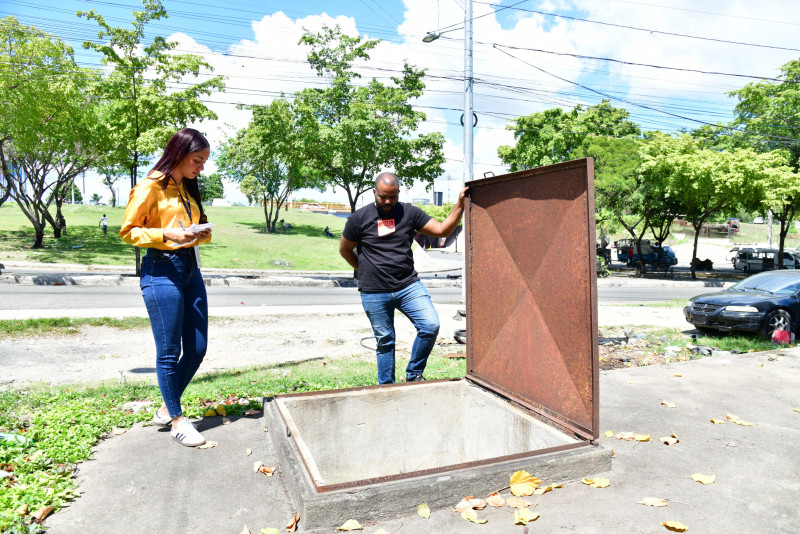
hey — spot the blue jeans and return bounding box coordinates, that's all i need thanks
[140,248,208,418]
[361,281,440,384]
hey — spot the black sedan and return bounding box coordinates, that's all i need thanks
[684,271,800,339]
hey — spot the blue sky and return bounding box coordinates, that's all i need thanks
[4,0,800,206]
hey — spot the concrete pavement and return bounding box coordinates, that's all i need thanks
[44,348,800,534]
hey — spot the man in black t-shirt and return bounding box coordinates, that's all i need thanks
[340,172,468,384]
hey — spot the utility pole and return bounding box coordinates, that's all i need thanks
[464,0,474,185]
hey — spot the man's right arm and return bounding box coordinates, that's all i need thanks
[339,236,359,270]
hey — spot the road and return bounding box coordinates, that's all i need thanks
[0,284,708,311]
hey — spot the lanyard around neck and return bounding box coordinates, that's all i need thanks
[170,175,192,221]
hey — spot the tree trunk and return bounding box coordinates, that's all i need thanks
[690,222,701,280]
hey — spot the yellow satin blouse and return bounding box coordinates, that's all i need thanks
[119,172,211,250]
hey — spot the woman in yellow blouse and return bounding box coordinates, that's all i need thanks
[120,128,213,447]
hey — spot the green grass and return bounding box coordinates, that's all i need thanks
[0,317,152,337]
[614,298,688,308]
[0,203,349,270]
[0,352,465,532]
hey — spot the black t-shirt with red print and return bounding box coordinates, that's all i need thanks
[342,202,432,292]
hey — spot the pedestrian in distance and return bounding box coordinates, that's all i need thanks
[99,214,108,236]
[119,128,213,447]
[339,172,468,384]
[324,226,334,237]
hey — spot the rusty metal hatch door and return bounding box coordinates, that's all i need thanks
[465,158,599,441]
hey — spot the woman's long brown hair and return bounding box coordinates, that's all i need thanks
[149,128,210,223]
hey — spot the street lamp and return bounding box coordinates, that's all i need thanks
[422,3,473,185]
[424,1,473,294]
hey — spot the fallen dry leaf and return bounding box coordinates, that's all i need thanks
[111,427,126,435]
[661,401,677,409]
[691,473,716,485]
[336,519,363,531]
[513,508,540,524]
[204,409,217,417]
[710,418,726,424]
[454,498,486,512]
[660,435,679,445]
[246,448,252,456]
[254,461,264,473]
[373,530,389,534]
[510,470,541,496]
[216,405,227,416]
[417,503,430,519]
[239,525,251,534]
[486,493,505,507]
[245,409,261,416]
[726,413,754,426]
[673,374,682,377]
[614,431,636,441]
[626,381,635,384]
[286,513,300,532]
[460,509,487,524]
[259,465,274,476]
[604,430,614,437]
[638,497,668,507]
[263,426,269,432]
[662,520,689,532]
[15,503,28,516]
[634,433,651,442]
[793,408,800,413]
[32,506,53,523]
[197,441,218,449]
[222,417,232,426]
[505,497,532,508]
[533,483,561,495]
[259,529,279,534]
[581,477,610,488]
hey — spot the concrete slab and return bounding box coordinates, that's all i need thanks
[265,379,611,529]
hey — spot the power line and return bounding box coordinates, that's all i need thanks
[473,1,800,53]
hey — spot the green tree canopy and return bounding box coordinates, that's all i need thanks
[78,0,225,185]
[218,99,319,232]
[498,100,641,171]
[730,58,800,171]
[0,16,108,246]
[293,25,444,212]
[198,172,224,202]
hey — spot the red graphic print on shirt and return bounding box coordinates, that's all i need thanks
[377,219,396,236]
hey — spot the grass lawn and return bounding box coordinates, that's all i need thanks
[0,203,349,271]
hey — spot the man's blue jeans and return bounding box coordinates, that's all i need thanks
[140,248,208,418]
[361,280,440,384]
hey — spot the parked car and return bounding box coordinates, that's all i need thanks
[613,239,678,267]
[732,248,797,272]
[752,216,765,224]
[683,270,800,339]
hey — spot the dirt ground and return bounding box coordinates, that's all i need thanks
[0,304,698,387]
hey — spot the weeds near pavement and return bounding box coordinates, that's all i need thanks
[0,354,466,532]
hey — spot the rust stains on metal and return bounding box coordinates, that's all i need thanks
[465,159,599,440]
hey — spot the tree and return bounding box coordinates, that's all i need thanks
[218,99,318,232]
[730,59,800,171]
[78,0,225,188]
[755,156,800,268]
[0,17,107,246]
[91,193,102,205]
[198,172,224,202]
[498,100,641,171]
[641,134,784,278]
[294,25,444,212]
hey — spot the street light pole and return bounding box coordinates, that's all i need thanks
[464,0,474,185]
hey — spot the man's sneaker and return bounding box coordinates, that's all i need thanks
[170,419,206,447]
[152,409,171,427]
[406,374,427,382]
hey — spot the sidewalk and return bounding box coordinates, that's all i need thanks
[44,348,800,534]
[0,259,737,289]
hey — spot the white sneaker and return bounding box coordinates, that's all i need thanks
[170,419,206,447]
[152,409,171,427]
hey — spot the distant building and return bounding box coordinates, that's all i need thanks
[211,198,231,207]
[412,198,430,205]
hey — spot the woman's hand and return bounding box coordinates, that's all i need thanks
[163,228,211,244]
